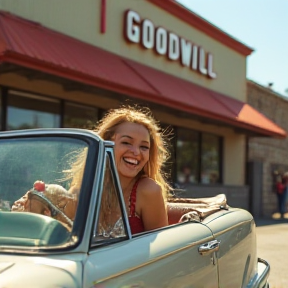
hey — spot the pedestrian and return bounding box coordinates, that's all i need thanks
[275,174,287,218]
[282,172,288,217]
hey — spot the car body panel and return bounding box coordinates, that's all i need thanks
[85,224,217,288]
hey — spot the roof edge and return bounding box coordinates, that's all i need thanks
[2,53,286,139]
[147,0,254,56]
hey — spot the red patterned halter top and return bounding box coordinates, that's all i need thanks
[128,179,145,234]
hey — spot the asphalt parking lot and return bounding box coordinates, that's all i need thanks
[255,215,288,288]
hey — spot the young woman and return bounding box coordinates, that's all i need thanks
[95,106,171,234]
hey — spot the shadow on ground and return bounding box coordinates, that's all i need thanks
[255,212,288,226]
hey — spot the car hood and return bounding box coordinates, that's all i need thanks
[0,255,82,288]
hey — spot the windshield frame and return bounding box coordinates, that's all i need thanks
[0,128,100,254]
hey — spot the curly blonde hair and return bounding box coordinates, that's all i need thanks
[95,105,171,200]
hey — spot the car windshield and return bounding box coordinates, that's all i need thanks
[0,136,89,248]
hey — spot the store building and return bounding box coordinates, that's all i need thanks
[0,0,286,211]
[247,80,288,217]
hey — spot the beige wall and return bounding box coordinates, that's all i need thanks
[0,0,248,101]
[224,134,246,185]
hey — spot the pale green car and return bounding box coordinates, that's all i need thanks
[0,129,269,288]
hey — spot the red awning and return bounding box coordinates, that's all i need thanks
[0,11,286,138]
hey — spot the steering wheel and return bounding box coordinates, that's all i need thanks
[28,191,74,229]
[0,211,70,246]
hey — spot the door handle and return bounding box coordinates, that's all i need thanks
[198,240,220,256]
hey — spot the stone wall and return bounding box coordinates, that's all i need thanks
[247,80,288,217]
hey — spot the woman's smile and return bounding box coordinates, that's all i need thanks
[123,157,139,166]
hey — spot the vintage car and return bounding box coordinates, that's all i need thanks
[0,128,269,287]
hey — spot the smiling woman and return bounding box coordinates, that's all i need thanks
[95,105,171,234]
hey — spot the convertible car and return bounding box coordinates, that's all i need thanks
[0,129,269,287]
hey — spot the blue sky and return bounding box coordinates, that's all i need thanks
[177,0,288,96]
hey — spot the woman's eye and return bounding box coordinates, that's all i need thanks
[141,146,150,151]
[122,141,131,145]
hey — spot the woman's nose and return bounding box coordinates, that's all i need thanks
[130,145,140,155]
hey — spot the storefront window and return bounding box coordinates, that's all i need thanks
[176,128,199,186]
[64,102,98,128]
[174,128,222,186]
[201,133,221,184]
[7,91,60,130]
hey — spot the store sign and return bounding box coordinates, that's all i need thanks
[124,10,217,79]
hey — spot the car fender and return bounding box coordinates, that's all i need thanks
[0,255,82,288]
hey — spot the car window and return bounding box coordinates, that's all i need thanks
[91,152,127,245]
[0,136,88,248]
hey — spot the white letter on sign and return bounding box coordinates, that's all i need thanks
[155,27,167,55]
[168,33,180,60]
[207,54,217,78]
[191,45,198,71]
[198,47,207,75]
[180,38,192,67]
[142,19,154,49]
[126,10,141,43]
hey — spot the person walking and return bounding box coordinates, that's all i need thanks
[276,174,287,218]
[282,172,288,217]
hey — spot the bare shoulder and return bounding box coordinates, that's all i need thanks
[137,177,162,198]
[136,177,168,228]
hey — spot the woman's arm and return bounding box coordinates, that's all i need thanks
[137,178,168,231]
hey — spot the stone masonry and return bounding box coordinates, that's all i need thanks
[247,80,288,217]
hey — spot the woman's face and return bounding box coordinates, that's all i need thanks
[112,122,150,180]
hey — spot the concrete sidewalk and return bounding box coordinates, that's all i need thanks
[255,217,288,288]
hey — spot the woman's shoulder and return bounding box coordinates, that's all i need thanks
[137,177,161,196]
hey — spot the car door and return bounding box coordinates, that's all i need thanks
[83,149,219,288]
[203,209,256,288]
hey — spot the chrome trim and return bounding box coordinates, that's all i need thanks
[104,140,115,147]
[91,147,108,243]
[107,148,132,240]
[84,134,106,250]
[252,258,270,288]
[0,128,101,140]
[198,239,220,256]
